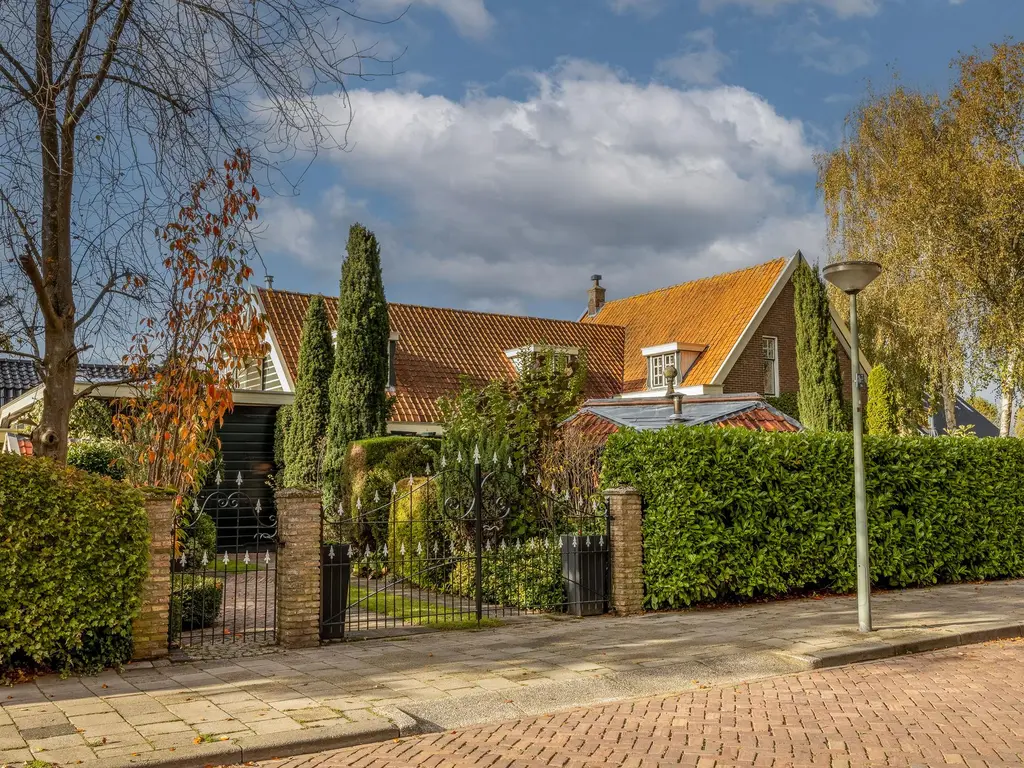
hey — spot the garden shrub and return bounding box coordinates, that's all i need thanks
[388,476,433,577]
[67,438,128,480]
[601,426,1024,609]
[0,454,148,673]
[182,515,218,565]
[444,541,565,609]
[170,577,224,632]
[482,540,564,609]
[345,436,439,547]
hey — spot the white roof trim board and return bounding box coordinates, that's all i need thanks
[252,290,295,393]
[710,254,800,386]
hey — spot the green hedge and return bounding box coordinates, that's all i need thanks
[0,454,149,673]
[67,439,128,480]
[344,436,440,547]
[170,577,224,633]
[602,426,1024,609]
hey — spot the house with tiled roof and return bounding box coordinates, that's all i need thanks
[234,253,866,438]
[579,252,868,401]
[248,288,626,433]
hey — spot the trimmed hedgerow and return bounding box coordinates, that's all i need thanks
[67,439,128,480]
[0,453,149,673]
[601,426,1024,609]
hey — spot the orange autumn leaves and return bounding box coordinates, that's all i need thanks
[114,150,267,495]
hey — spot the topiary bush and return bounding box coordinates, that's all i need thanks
[602,425,1024,609]
[344,436,440,547]
[0,453,149,674]
[67,438,128,480]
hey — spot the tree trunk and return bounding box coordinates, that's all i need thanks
[940,369,957,433]
[30,0,79,462]
[1000,352,1017,438]
[33,332,77,461]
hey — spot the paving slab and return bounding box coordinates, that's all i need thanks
[2,579,1024,767]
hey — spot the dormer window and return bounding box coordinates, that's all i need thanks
[647,350,679,390]
[505,344,580,375]
[642,342,708,391]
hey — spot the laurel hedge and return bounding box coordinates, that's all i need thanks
[601,426,1024,609]
[0,453,149,673]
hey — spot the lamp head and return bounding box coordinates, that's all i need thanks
[822,260,882,295]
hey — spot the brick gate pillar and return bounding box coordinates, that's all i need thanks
[604,487,644,616]
[132,491,175,661]
[275,489,322,648]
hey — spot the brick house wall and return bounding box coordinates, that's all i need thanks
[723,276,858,399]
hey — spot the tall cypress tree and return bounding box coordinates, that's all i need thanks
[322,223,391,510]
[283,296,333,487]
[866,363,900,435]
[794,257,847,432]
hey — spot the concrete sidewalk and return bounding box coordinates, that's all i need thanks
[3,579,1024,768]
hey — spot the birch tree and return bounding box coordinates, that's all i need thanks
[818,86,967,429]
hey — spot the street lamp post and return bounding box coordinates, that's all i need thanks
[823,260,882,634]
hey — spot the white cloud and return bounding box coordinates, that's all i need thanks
[656,28,730,86]
[608,0,664,15]
[776,17,871,75]
[396,71,436,92]
[700,0,880,18]
[266,59,822,309]
[361,0,494,39]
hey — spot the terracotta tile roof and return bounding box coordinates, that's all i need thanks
[256,288,625,425]
[581,258,790,391]
[3,434,32,456]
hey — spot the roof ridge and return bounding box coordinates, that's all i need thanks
[594,256,788,310]
[258,286,626,329]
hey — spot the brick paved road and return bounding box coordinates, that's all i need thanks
[256,639,1024,768]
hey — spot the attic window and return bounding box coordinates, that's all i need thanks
[505,344,580,375]
[642,342,707,391]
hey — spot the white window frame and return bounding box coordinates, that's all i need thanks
[762,336,779,397]
[647,351,679,390]
[504,344,580,376]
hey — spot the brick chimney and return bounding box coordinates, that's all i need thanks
[588,274,606,317]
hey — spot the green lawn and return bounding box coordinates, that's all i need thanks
[348,586,501,629]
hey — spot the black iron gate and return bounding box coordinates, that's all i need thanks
[169,470,278,651]
[321,448,609,639]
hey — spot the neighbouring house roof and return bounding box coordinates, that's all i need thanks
[255,288,626,424]
[581,257,791,391]
[564,394,802,437]
[925,396,1000,438]
[3,433,32,456]
[0,356,129,407]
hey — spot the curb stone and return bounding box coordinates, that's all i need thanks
[233,718,404,764]
[801,622,1023,670]
[100,741,241,768]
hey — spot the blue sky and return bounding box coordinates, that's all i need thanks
[256,0,1021,321]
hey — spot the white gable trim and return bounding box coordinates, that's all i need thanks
[829,307,872,375]
[253,289,295,393]
[710,254,800,386]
